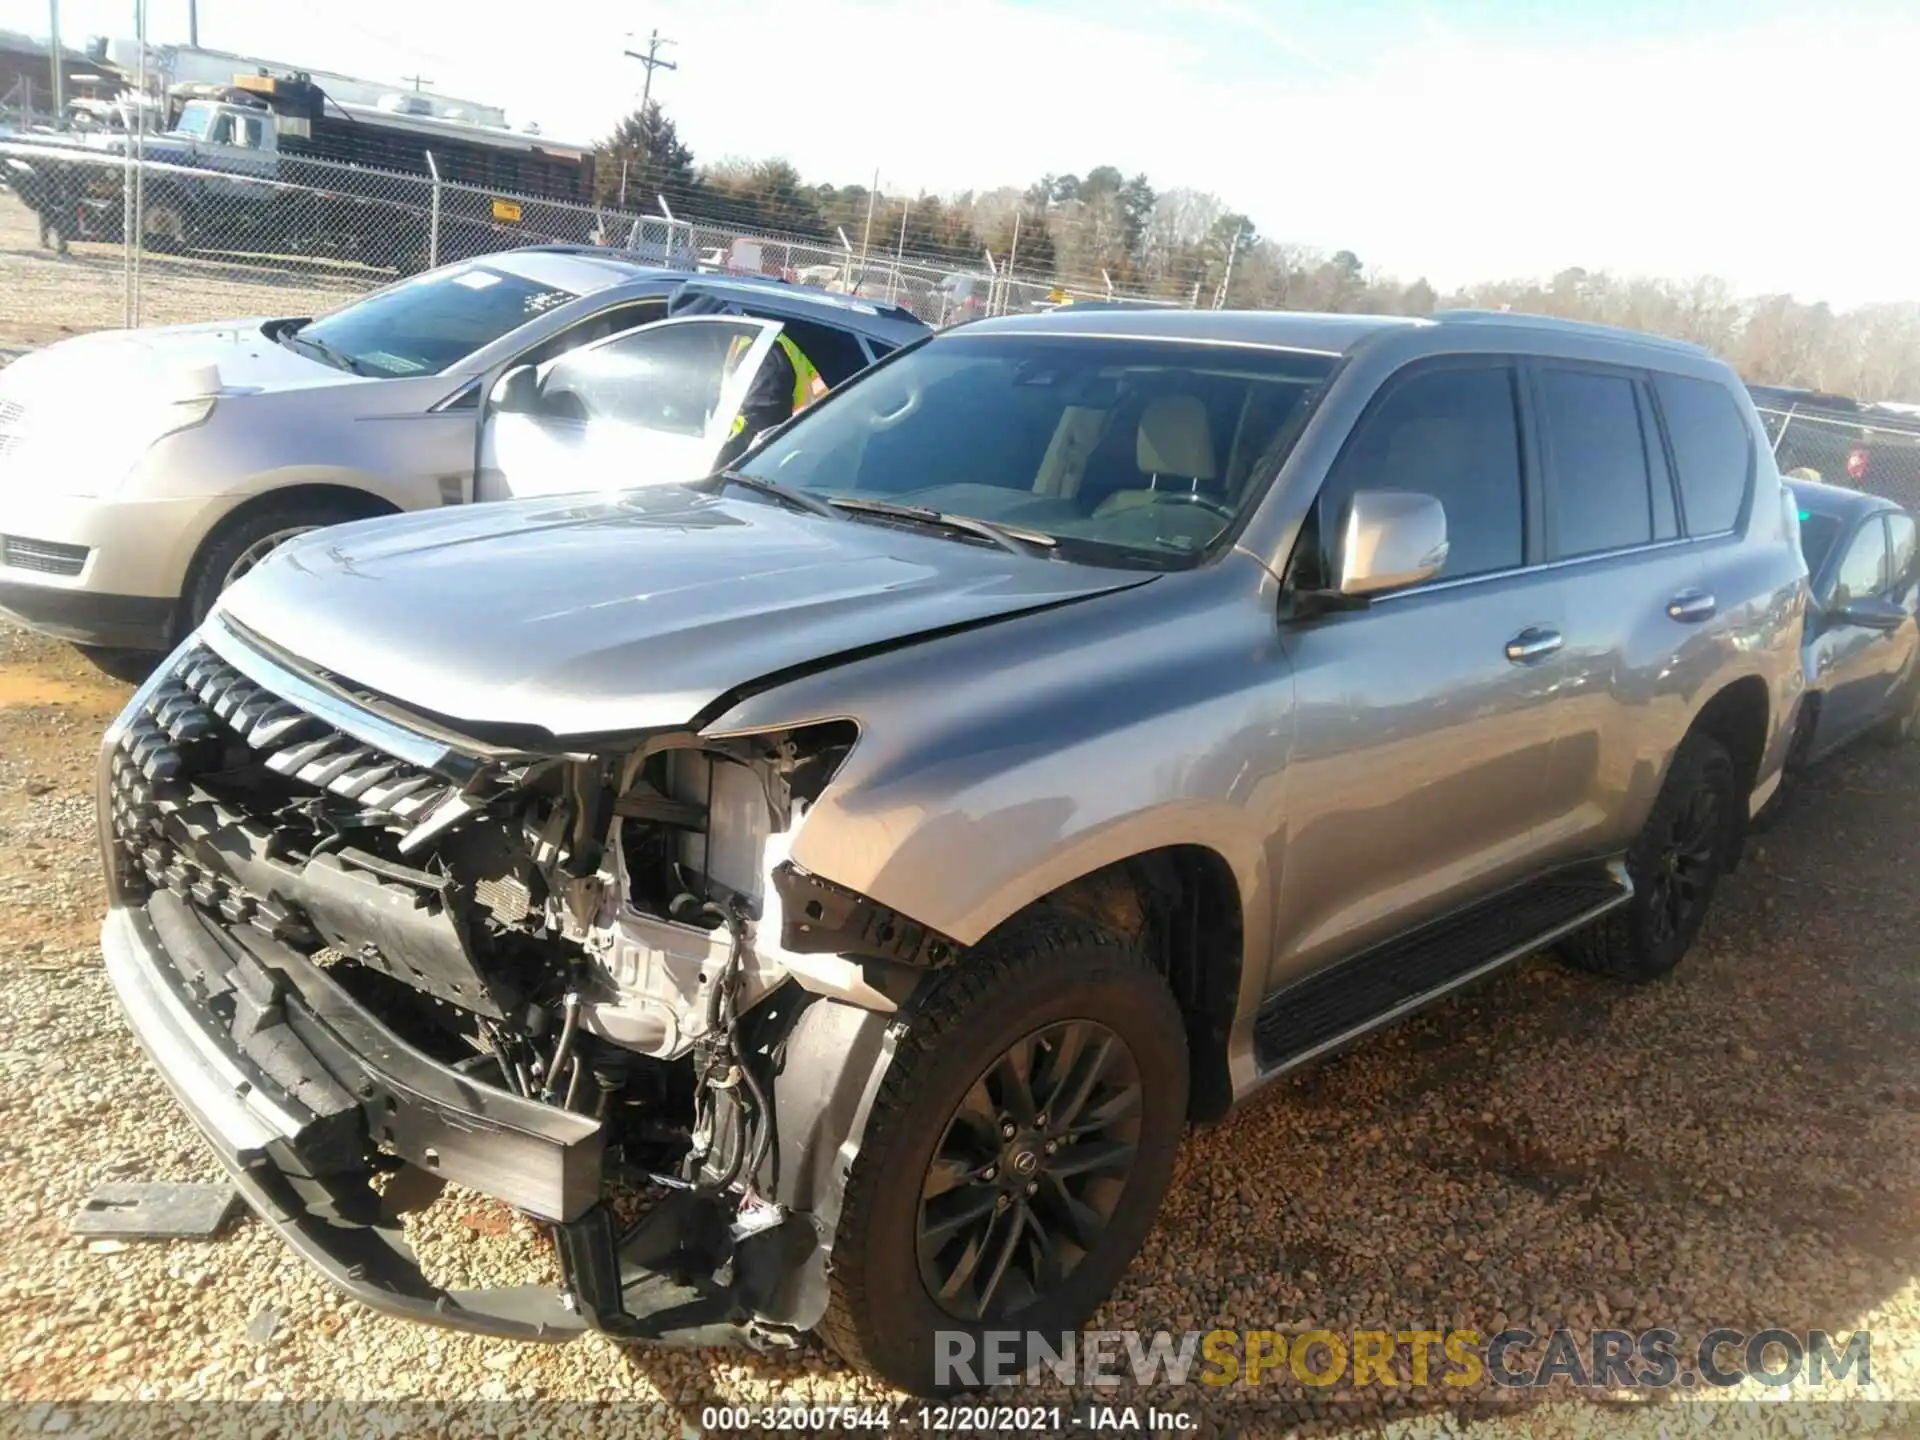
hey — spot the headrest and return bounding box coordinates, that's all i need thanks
[1136,394,1216,480]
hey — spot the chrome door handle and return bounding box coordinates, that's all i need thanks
[1667,589,1717,623]
[1505,627,1563,663]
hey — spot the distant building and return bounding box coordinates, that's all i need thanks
[0,29,115,118]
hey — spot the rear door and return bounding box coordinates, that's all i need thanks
[475,316,783,503]
[1527,360,1708,861]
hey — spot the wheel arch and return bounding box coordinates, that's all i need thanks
[1689,673,1770,803]
[1677,674,1771,871]
[978,843,1247,1123]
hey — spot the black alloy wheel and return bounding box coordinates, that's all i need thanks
[1644,780,1722,948]
[915,1018,1143,1322]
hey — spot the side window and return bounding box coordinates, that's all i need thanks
[538,320,760,434]
[770,317,871,387]
[517,299,669,368]
[1313,364,1526,582]
[1635,385,1679,540]
[1654,373,1753,534]
[1887,513,1916,590]
[1831,521,1889,607]
[1540,368,1654,558]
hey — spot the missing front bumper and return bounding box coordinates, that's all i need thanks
[100,893,807,1349]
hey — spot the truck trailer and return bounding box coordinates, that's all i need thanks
[5,68,596,271]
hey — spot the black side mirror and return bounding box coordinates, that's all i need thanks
[489,364,538,415]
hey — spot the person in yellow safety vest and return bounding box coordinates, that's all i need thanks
[718,328,829,465]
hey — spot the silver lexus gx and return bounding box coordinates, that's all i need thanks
[96,307,1808,1393]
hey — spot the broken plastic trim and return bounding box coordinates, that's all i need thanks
[771,861,960,967]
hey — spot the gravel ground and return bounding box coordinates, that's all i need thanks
[0,192,379,354]
[1,615,1918,1437]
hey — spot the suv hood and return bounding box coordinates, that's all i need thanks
[219,486,1152,738]
[0,318,360,407]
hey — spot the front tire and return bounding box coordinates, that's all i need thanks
[1557,732,1740,982]
[181,497,382,636]
[820,914,1188,1395]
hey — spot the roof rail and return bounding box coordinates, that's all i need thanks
[505,242,689,267]
[501,244,924,325]
[1430,308,1709,355]
[689,274,923,325]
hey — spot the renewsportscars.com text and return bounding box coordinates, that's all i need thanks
[936,1327,1872,1391]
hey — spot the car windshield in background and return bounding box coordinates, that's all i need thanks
[292,264,579,378]
[737,334,1338,569]
[1797,508,1845,579]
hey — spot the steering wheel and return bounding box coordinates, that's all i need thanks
[1148,490,1236,520]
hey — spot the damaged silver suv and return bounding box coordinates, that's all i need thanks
[97,308,1807,1393]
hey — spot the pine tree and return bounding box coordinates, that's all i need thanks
[596,101,697,213]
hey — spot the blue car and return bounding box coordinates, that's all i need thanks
[1787,477,1920,764]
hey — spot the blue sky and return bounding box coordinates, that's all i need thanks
[5,0,1913,305]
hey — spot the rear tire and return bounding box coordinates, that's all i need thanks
[180,497,382,636]
[819,914,1188,1395]
[1557,732,1740,983]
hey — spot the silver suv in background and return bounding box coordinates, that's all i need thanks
[96,307,1805,1394]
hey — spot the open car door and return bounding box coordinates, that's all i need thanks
[476,315,785,503]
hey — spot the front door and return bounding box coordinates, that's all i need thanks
[1271,358,1575,986]
[476,316,785,503]
[1812,515,1901,748]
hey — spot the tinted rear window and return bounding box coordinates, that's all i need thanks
[1655,374,1753,534]
[1541,369,1654,558]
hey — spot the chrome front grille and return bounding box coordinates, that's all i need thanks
[0,535,88,576]
[116,641,474,847]
[105,632,510,1008]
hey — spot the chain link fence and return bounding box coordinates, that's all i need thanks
[0,140,1200,336]
[1756,404,1920,513]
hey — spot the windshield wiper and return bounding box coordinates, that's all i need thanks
[709,468,841,519]
[281,327,367,376]
[826,497,1058,556]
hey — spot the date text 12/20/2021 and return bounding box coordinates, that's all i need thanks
[699,1405,1201,1432]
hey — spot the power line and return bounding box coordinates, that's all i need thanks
[623,28,677,117]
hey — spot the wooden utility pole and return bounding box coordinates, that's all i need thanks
[624,29,677,117]
[401,73,432,92]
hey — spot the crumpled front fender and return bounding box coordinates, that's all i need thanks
[743,986,904,1331]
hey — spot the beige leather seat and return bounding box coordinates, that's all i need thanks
[1095,394,1218,516]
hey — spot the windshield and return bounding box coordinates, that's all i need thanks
[736,333,1338,568]
[1797,508,1845,578]
[170,103,215,140]
[295,263,580,378]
